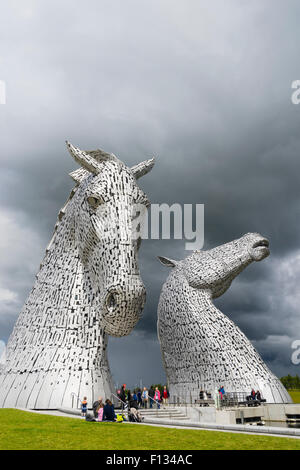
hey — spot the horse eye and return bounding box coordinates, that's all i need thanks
[87,196,104,209]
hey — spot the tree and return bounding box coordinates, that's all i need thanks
[280,375,300,390]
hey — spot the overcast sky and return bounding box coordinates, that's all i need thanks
[0,0,300,389]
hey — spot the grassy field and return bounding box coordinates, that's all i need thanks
[289,390,300,403]
[0,409,299,450]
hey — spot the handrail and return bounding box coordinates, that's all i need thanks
[111,393,128,409]
[218,391,265,409]
[111,393,131,420]
[174,394,187,405]
[148,395,160,409]
[149,396,161,406]
[71,392,82,408]
[148,395,161,417]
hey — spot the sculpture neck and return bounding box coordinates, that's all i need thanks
[32,210,102,316]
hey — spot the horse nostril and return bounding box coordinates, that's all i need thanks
[106,293,116,310]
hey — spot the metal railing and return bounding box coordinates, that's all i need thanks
[147,396,166,417]
[166,391,265,410]
[149,396,160,407]
[70,392,82,409]
[111,393,129,419]
[148,394,189,418]
[218,392,265,408]
[171,394,187,405]
[168,394,188,417]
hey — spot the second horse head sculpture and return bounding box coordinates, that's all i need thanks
[157,233,292,404]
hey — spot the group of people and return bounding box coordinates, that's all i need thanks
[118,385,170,410]
[247,389,262,401]
[81,396,117,422]
[80,384,170,422]
[217,386,263,402]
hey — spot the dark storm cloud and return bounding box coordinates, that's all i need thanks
[1,0,300,384]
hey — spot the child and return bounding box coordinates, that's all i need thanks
[81,396,88,417]
[97,402,104,422]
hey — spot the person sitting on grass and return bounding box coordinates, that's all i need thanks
[103,399,116,421]
[92,396,103,418]
[81,397,88,417]
[97,401,104,421]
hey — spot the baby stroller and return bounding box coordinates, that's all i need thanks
[128,407,143,423]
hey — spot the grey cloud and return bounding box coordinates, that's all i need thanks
[1,0,300,384]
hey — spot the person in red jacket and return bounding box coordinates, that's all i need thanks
[162,385,170,408]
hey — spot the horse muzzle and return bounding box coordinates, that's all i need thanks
[102,281,146,337]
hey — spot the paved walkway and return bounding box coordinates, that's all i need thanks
[18,408,82,419]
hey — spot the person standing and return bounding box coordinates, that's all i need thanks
[142,387,148,408]
[137,389,142,408]
[162,386,169,408]
[149,386,155,409]
[81,396,88,417]
[120,385,126,410]
[154,387,161,409]
[218,386,225,400]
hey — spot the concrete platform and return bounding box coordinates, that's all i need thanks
[140,416,300,437]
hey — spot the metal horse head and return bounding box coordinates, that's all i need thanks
[67,141,155,336]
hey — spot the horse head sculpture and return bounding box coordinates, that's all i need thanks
[0,142,155,409]
[157,233,292,404]
[66,142,153,336]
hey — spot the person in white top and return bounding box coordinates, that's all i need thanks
[142,387,148,408]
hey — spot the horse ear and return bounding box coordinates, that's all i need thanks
[84,149,118,163]
[131,158,155,179]
[66,141,101,174]
[157,256,177,268]
[69,167,90,184]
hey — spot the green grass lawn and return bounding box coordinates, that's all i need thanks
[289,390,300,403]
[0,409,299,450]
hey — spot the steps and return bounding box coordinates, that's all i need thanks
[57,405,190,421]
[139,407,188,420]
